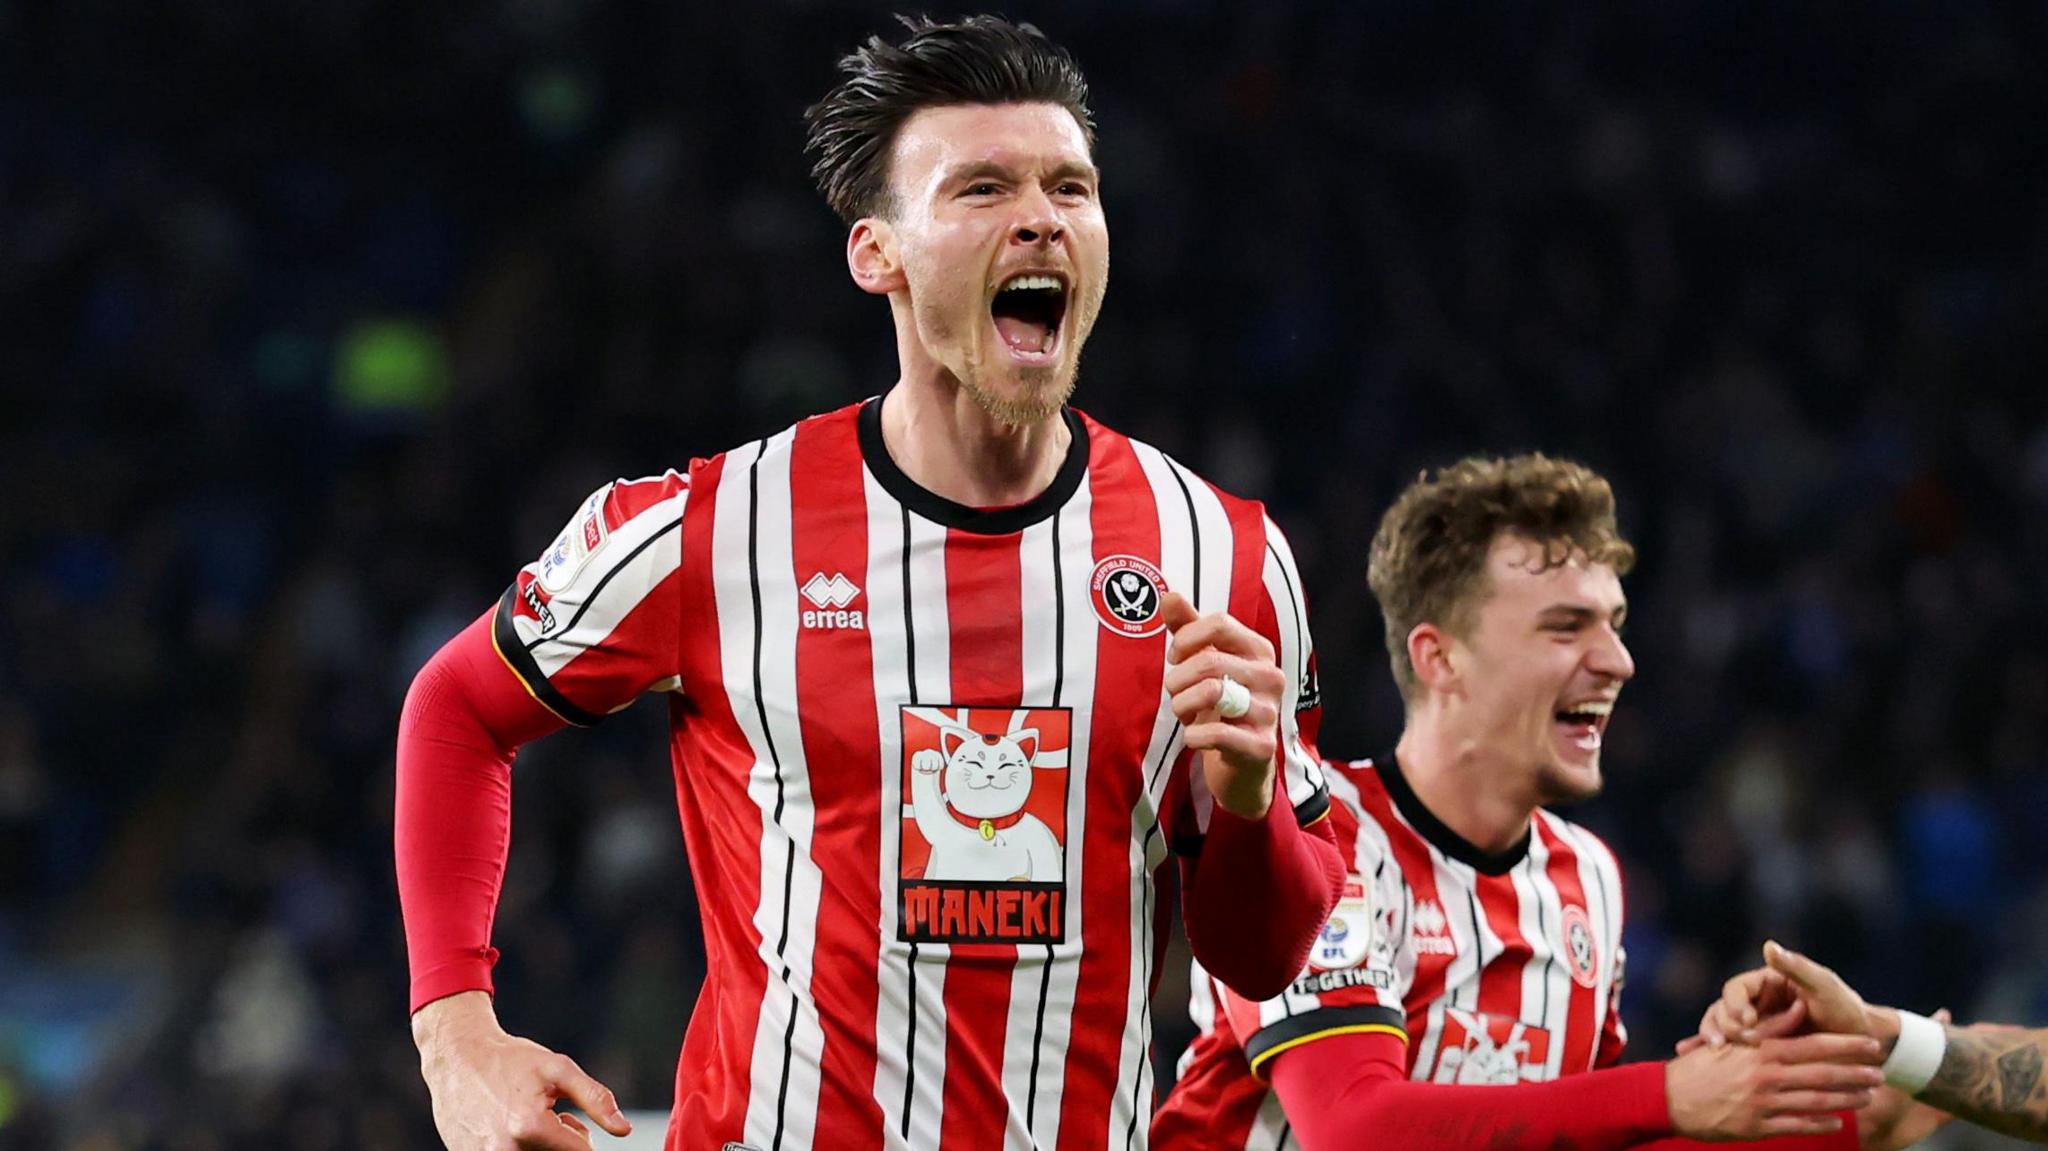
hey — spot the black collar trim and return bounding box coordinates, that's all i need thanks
[857,395,1089,535]
[1376,749,1531,876]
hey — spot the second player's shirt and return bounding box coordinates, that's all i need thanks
[1157,755,1626,1151]
[492,398,1328,1151]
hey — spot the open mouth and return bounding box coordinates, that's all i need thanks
[1554,700,1613,752]
[991,272,1068,362]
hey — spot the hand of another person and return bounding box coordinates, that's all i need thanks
[1680,940,1889,1054]
[1856,1009,1956,1151]
[1664,1031,1884,1140]
[414,991,632,1151]
[1160,591,1287,820]
[1680,966,1800,1053]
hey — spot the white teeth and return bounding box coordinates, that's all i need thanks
[1000,274,1064,292]
[1561,700,1613,717]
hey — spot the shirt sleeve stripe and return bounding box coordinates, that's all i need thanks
[492,585,603,727]
[1244,1003,1407,1080]
[1294,787,1331,828]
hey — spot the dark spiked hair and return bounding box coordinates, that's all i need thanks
[804,15,1096,224]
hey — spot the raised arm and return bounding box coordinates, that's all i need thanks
[1161,585,1345,999]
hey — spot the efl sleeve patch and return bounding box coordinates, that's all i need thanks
[494,477,688,723]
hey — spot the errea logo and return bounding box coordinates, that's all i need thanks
[1412,898,1456,956]
[801,572,864,630]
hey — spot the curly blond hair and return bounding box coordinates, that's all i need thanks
[1367,453,1636,699]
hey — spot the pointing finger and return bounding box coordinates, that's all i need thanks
[1166,612,1276,664]
[1764,940,1834,994]
[1160,591,1199,634]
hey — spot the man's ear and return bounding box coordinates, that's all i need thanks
[1408,622,1460,696]
[848,217,906,295]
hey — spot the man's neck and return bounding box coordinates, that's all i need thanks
[879,377,1071,510]
[1393,719,1538,857]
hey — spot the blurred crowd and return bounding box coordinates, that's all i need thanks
[3,2,2047,1148]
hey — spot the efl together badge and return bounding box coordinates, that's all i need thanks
[1090,554,1168,638]
[1311,879,1373,971]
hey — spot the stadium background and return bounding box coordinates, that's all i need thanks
[3,2,2046,1147]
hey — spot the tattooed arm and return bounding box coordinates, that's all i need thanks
[1913,1022,2048,1142]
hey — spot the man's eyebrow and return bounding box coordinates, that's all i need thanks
[945,160,1016,183]
[1537,602,1628,623]
[943,158,1098,184]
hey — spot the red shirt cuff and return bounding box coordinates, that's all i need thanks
[408,950,499,1015]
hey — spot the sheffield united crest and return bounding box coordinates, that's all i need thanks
[1090,555,1168,638]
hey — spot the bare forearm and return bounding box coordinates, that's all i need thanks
[1920,1025,2048,1141]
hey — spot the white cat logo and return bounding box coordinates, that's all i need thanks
[910,724,1063,882]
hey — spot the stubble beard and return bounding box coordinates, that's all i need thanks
[961,362,1078,428]
[1536,755,1604,808]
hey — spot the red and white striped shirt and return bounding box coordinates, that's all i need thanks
[1155,755,1628,1151]
[489,399,1330,1151]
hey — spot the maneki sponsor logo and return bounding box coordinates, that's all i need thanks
[898,705,1072,945]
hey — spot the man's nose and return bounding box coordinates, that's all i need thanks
[1591,627,1635,682]
[1010,186,1063,247]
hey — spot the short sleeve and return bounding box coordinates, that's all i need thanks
[1214,804,1414,1080]
[1261,513,1329,825]
[1592,831,1630,1068]
[492,473,688,725]
[1595,943,1630,1067]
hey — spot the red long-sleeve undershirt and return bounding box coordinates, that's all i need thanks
[1180,787,1346,1001]
[1268,1031,1859,1151]
[397,608,1344,1013]
[396,610,563,1013]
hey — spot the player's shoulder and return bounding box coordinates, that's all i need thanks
[557,470,691,547]
[1319,757,1413,858]
[1325,755,1395,809]
[1077,407,1278,530]
[686,398,869,476]
[1534,806,1624,878]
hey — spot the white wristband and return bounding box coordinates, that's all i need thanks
[1881,1010,1947,1095]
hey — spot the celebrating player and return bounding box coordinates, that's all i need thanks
[1152,454,1944,1151]
[1689,940,2048,1143]
[395,16,1345,1151]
